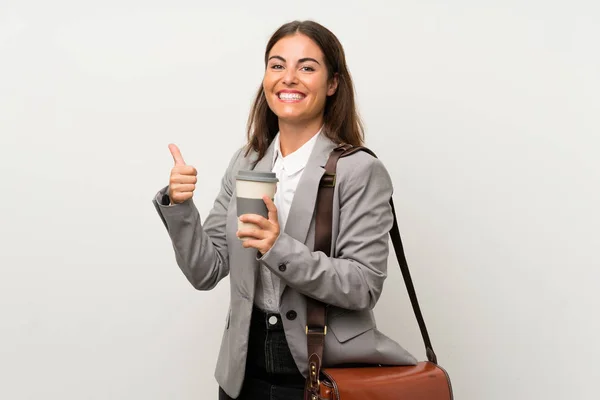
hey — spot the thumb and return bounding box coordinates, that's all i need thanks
[168,143,186,166]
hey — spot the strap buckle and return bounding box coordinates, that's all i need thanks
[320,173,336,188]
[305,325,327,335]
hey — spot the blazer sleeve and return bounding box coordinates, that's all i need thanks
[258,154,394,310]
[152,147,244,290]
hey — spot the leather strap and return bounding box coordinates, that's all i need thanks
[305,144,351,399]
[305,145,437,398]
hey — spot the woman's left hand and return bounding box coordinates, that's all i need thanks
[237,196,280,255]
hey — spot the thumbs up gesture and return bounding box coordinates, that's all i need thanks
[168,144,198,204]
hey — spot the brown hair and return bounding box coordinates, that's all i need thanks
[244,20,364,162]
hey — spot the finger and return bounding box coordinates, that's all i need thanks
[172,165,198,177]
[241,239,261,250]
[236,227,266,240]
[171,191,193,203]
[170,183,196,193]
[170,174,198,184]
[263,196,279,223]
[169,143,186,166]
[239,214,270,230]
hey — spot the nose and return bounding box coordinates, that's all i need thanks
[282,68,298,85]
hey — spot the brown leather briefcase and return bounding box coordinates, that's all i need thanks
[304,145,453,400]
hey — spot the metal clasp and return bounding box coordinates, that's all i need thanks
[305,325,327,335]
[320,173,336,188]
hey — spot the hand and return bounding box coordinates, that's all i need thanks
[237,196,280,255]
[168,144,198,204]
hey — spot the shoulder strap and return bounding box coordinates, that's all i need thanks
[305,145,437,397]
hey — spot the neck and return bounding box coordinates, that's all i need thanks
[278,117,324,157]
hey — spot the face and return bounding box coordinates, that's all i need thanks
[263,33,338,125]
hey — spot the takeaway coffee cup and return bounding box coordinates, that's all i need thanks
[235,170,278,241]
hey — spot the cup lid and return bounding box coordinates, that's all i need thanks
[235,170,279,183]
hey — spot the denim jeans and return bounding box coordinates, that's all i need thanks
[218,306,305,400]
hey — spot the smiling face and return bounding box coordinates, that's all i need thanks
[263,33,338,127]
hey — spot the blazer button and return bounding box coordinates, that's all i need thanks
[286,310,297,320]
[278,263,287,272]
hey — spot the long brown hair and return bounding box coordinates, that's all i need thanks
[244,20,364,162]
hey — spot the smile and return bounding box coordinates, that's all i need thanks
[277,92,306,102]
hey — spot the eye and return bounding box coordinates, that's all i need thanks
[270,64,284,70]
[301,66,315,72]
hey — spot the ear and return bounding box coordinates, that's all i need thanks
[327,73,339,96]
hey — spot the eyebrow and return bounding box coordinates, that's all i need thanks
[268,55,321,65]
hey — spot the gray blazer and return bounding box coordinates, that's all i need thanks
[152,133,417,398]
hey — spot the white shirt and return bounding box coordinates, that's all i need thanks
[254,128,322,312]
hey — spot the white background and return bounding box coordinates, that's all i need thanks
[1,1,599,399]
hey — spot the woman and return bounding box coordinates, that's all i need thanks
[153,20,417,400]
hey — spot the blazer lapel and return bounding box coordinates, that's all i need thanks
[252,141,276,173]
[276,134,336,300]
[284,133,337,245]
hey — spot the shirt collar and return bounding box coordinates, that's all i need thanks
[272,126,323,175]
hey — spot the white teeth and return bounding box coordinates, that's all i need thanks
[278,92,305,100]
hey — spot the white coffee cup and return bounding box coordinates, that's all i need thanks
[235,170,278,241]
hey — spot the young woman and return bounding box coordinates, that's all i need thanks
[153,20,416,400]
